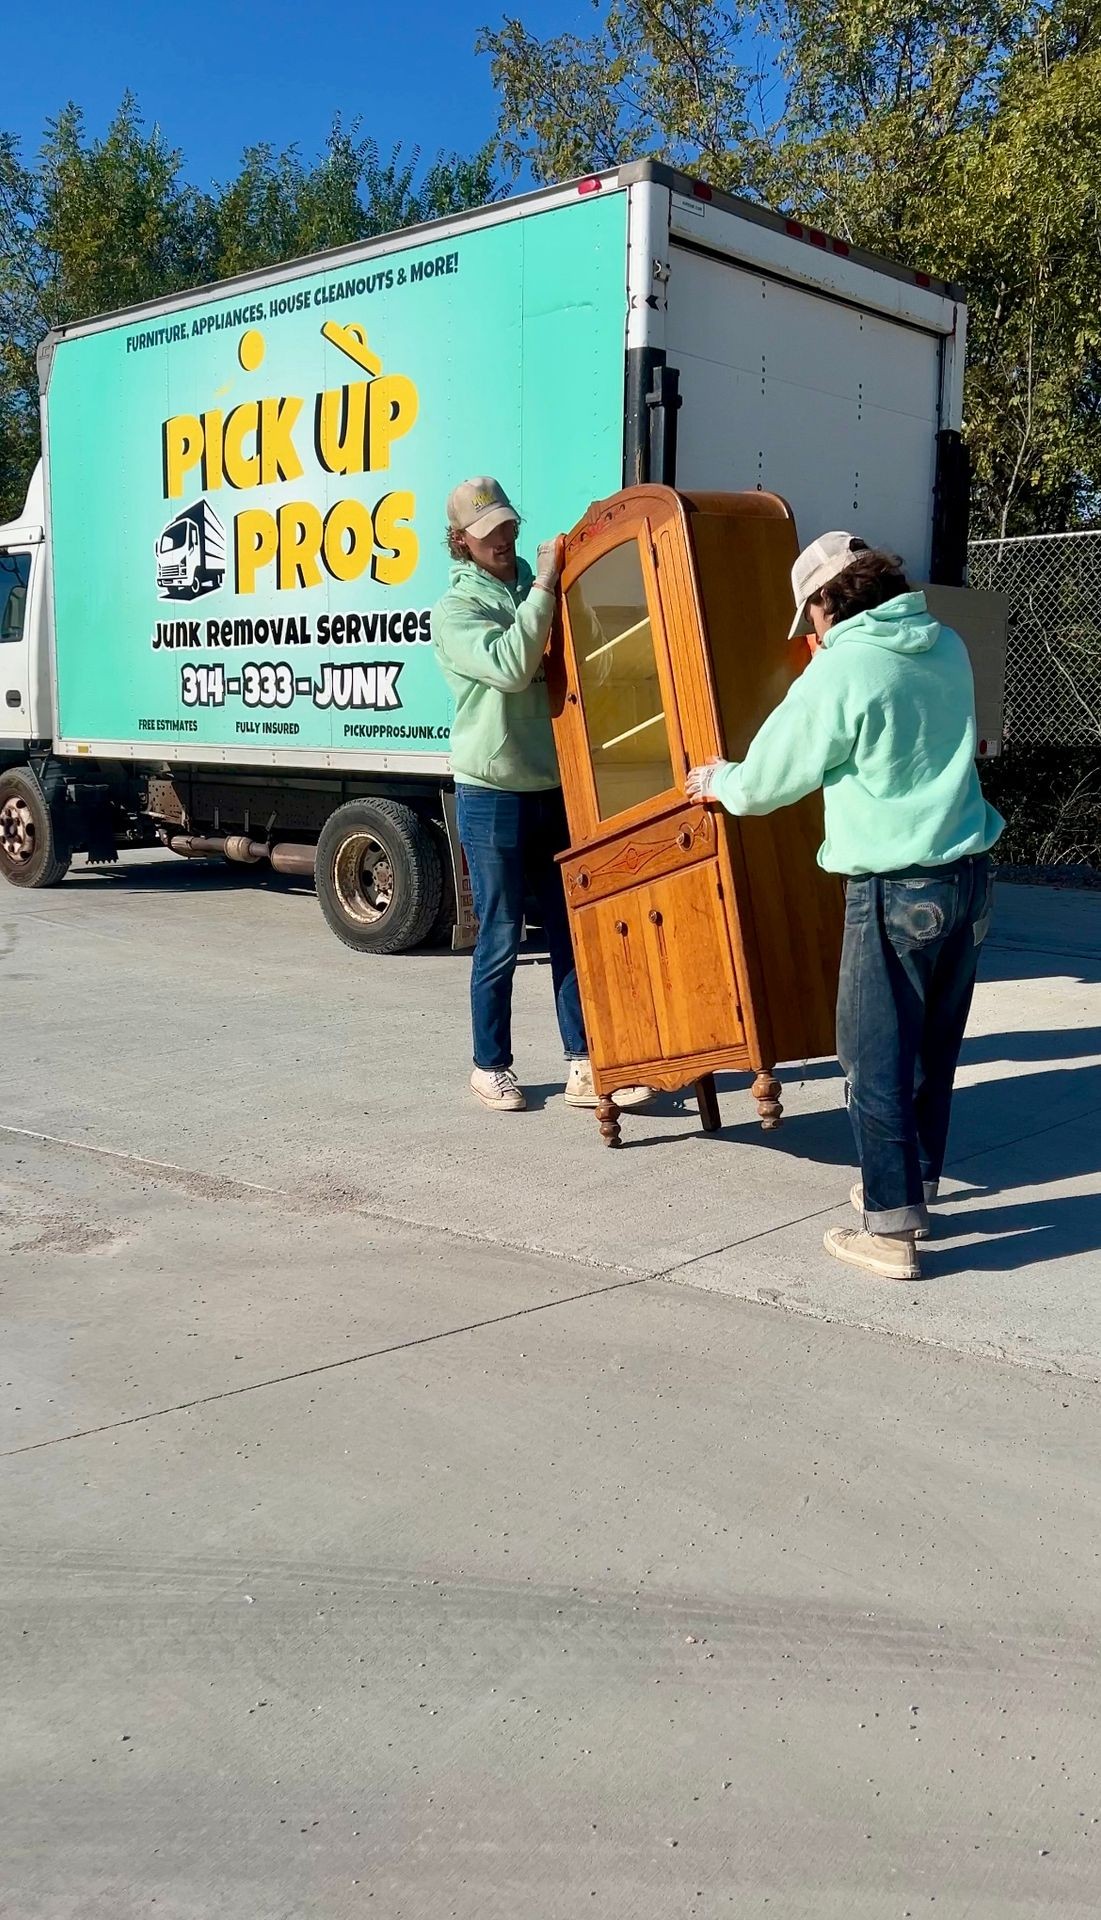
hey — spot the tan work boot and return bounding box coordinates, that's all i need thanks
[470,1067,527,1112]
[563,1060,656,1110]
[850,1182,930,1241]
[824,1227,921,1281]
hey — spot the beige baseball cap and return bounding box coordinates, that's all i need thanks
[788,531,867,638]
[446,476,519,540]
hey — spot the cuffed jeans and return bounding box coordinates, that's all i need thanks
[456,784,587,1071]
[837,856,994,1233]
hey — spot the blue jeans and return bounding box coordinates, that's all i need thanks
[456,784,587,1071]
[837,856,994,1233]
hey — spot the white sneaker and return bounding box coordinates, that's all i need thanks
[850,1181,931,1240]
[470,1067,527,1112]
[824,1227,921,1281]
[563,1059,656,1110]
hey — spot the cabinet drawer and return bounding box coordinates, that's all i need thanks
[561,806,716,907]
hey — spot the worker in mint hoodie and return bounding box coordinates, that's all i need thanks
[688,534,1004,1282]
[432,477,654,1115]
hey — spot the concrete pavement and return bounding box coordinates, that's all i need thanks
[3,856,1100,1916]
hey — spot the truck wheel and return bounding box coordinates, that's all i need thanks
[423,826,457,948]
[0,768,71,889]
[315,799,442,955]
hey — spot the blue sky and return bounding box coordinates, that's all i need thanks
[8,0,587,188]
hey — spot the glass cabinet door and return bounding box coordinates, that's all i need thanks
[565,537,675,820]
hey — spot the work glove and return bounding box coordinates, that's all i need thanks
[685,759,726,802]
[535,537,563,593]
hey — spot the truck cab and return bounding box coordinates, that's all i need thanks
[156,515,199,596]
[0,463,50,761]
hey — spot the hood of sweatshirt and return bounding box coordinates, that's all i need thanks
[446,555,534,603]
[825,590,940,658]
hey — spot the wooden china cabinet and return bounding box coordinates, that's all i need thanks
[547,486,844,1146]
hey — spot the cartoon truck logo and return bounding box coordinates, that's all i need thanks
[155,499,226,600]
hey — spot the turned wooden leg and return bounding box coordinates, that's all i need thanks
[596,1094,622,1148]
[695,1072,722,1134]
[751,1069,783,1131]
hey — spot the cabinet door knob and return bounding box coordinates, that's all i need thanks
[676,828,692,849]
[567,692,578,706]
[614,920,628,936]
[575,868,590,890]
[649,909,663,926]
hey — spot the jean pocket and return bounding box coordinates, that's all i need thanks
[885,877,954,947]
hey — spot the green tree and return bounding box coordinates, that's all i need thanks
[759,0,1101,531]
[210,120,498,276]
[477,1,765,188]
[0,95,213,519]
[0,100,498,520]
[480,0,1101,533]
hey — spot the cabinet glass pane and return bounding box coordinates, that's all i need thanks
[567,540,674,819]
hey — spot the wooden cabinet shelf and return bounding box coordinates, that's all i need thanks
[598,710,665,752]
[548,485,843,1146]
[582,613,655,678]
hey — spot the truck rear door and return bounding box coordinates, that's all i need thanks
[663,220,953,577]
[658,199,1008,751]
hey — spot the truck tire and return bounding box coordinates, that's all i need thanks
[315,798,443,955]
[420,822,457,949]
[0,767,71,889]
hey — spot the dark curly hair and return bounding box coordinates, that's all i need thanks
[814,545,910,625]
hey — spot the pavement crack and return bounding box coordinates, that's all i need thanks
[1,1271,653,1458]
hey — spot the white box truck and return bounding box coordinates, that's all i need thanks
[0,159,999,953]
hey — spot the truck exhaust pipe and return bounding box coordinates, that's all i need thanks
[169,834,229,859]
[167,833,315,876]
[224,834,264,864]
[269,842,316,876]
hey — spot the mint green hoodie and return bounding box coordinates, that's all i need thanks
[711,591,1004,874]
[431,557,559,791]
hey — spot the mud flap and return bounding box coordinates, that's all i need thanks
[441,787,478,952]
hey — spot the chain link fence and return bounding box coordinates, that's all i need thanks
[968,530,1101,748]
[968,529,1101,870]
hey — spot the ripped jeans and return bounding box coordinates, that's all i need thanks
[836,856,994,1233]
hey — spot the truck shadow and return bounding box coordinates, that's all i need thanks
[62,859,295,896]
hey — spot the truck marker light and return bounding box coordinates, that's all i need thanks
[691,181,713,201]
[577,177,603,195]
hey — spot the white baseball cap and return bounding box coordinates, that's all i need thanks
[788,532,868,638]
[446,476,519,540]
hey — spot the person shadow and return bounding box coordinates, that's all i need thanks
[625,1038,1101,1280]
